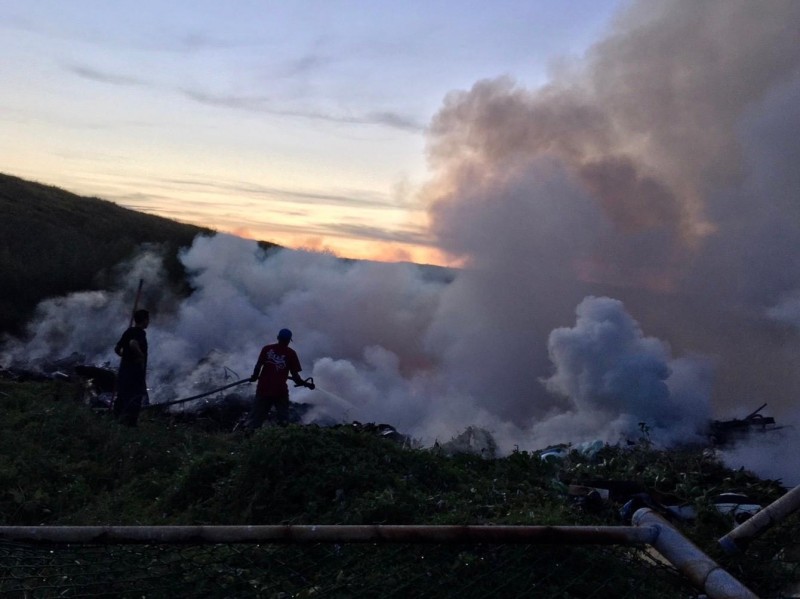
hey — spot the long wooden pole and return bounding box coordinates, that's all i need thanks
[0,524,658,545]
[113,278,145,412]
[129,278,144,327]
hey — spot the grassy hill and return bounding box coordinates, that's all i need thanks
[0,379,797,597]
[0,173,226,335]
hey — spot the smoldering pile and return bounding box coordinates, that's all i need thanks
[0,349,417,448]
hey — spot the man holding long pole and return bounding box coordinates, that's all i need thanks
[113,308,150,426]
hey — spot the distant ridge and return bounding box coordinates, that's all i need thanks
[0,173,225,335]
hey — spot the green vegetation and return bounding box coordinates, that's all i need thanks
[0,173,225,336]
[0,380,797,597]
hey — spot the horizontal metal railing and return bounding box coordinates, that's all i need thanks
[0,508,761,598]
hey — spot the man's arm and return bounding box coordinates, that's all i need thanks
[250,361,262,382]
[289,369,305,386]
[289,369,315,389]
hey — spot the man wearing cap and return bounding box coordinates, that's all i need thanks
[245,328,313,429]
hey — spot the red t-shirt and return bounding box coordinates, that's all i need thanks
[254,343,302,397]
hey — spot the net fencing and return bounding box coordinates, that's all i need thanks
[0,539,696,598]
[2,521,799,598]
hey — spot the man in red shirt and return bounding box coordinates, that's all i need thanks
[245,328,314,428]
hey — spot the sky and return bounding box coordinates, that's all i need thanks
[3,1,800,483]
[1,0,620,265]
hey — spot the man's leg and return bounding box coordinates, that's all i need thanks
[112,392,125,418]
[115,392,143,427]
[125,393,145,426]
[245,394,269,429]
[274,395,290,425]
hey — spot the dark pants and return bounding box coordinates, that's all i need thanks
[115,362,146,427]
[113,391,146,427]
[245,394,289,429]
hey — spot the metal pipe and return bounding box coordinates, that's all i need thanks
[719,484,800,554]
[633,508,759,599]
[0,524,658,546]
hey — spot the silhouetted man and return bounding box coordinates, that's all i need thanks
[246,328,313,428]
[113,309,149,426]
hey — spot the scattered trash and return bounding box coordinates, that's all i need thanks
[709,403,783,446]
[540,444,570,462]
[568,484,609,513]
[575,440,605,459]
[619,493,683,524]
[40,352,85,374]
[0,365,53,382]
[538,441,605,463]
[347,421,415,447]
[713,492,762,524]
[665,503,698,521]
[437,427,498,457]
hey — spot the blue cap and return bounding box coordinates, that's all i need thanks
[277,328,293,341]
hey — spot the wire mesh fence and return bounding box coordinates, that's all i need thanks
[0,539,698,598]
[3,522,800,597]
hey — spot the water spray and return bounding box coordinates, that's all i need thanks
[302,381,357,421]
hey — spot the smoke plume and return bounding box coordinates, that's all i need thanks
[540,296,712,447]
[422,0,800,417]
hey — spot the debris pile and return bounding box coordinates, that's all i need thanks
[709,403,783,446]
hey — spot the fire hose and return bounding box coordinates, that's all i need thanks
[144,377,315,411]
[143,378,251,410]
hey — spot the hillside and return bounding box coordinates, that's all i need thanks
[0,173,223,335]
[0,379,797,597]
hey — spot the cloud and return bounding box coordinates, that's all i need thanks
[323,223,434,247]
[173,32,243,52]
[182,89,424,131]
[281,52,334,78]
[155,177,401,211]
[64,63,146,86]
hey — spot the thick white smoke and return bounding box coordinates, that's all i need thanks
[415,0,800,472]
[540,296,712,447]
[0,247,171,365]
[422,0,800,416]
[2,233,715,451]
[718,423,800,488]
[768,291,800,330]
